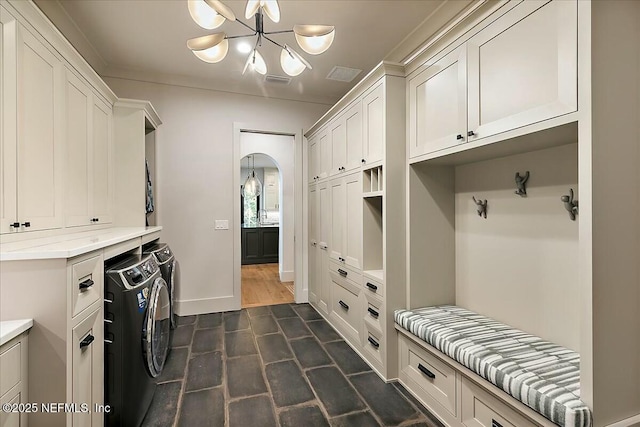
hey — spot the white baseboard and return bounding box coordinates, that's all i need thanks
[279,269,294,282]
[607,414,640,427]
[295,288,308,304]
[174,296,240,316]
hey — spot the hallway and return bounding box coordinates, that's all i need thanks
[241,264,294,308]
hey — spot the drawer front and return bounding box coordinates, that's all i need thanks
[363,276,384,298]
[399,336,457,416]
[0,342,21,396]
[71,254,103,318]
[329,260,362,286]
[72,308,103,427]
[461,377,536,427]
[363,297,383,335]
[363,327,383,368]
[330,278,361,341]
[0,393,21,427]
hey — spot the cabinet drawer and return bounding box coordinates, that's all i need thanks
[363,327,383,368]
[461,377,535,427]
[70,254,103,318]
[363,276,384,298]
[399,336,457,417]
[72,308,103,427]
[329,260,362,285]
[0,342,21,396]
[363,297,383,335]
[330,277,360,341]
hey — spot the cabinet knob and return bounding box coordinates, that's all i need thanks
[21,221,31,228]
[468,130,475,137]
[456,134,464,140]
[361,159,366,163]
[10,222,20,228]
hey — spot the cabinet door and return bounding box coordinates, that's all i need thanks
[308,185,318,302]
[329,178,344,263]
[91,96,113,224]
[308,135,318,182]
[318,128,331,180]
[362,82,385,164]
[0,7,17,234]
[343,172,361,270]
[71,308,103,427]
[329,115,346,176]
[344,101,362,171]
[408,45,467,158]
[467,0,577,141]
[16,24,63,231]
[64,69,91,227]
[317,181,330,313]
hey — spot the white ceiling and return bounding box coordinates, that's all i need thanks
[35,0,465,105]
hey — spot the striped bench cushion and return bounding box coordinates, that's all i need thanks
[394,305,591,427]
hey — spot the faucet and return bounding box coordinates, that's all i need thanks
[258,209,268,224]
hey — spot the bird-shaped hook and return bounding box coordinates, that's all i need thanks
[472,196,488,219]
[515,171,530,197]
[561,188,578,221]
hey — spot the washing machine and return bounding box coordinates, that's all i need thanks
[143,242,179,329]
[104,254,171,427]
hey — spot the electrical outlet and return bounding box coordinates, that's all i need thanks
[214,220,229,230]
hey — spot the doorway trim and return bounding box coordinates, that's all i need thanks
[233,123,307,309]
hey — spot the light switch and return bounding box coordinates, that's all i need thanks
[214,220,229,230]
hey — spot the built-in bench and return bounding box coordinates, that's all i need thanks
[394,305,592,427]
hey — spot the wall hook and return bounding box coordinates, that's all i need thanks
[561,188,578,221]
[514,171,530,197]
[472,196,488,219]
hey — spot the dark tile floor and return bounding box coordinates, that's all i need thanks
[142,303,443,427]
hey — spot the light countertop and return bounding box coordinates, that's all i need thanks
[0,226,162,261]
[0,319,33,346]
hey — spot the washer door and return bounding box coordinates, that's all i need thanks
[144,278,171,377]
[169,259,179,329]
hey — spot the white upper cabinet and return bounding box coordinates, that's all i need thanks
[408,0,577,159]
[14,22,64,232]
[308,134,318,182]
[90,96,113,225]
[318,127,331,180]
[65,69,113,228]
[1,6,17,234]
[343,101,362,172]
[466,0,577,142]
[409,45,467,158]
[343,172,362,270]
[329,113,346,177]
[362,82,384,165]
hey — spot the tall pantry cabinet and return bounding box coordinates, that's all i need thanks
[307,62,406,379]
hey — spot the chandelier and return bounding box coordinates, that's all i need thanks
[187,0,335,77]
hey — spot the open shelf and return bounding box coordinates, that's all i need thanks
[363,166,383,194]
[363,269,384,282]
[363,191,383,199]
[363,197,383,273]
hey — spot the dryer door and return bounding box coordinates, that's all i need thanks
[144,278,171,377]
[169,259,180,329]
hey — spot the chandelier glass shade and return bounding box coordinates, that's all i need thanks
[243,156,262,198]
[187,0,334,77]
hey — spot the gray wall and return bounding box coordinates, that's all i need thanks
[105,76,329,314]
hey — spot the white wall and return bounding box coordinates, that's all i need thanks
[455,143,579,351]
[240,133,294,281]
[105,77,329,314]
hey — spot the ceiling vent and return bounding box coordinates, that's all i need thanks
[264,74,292,85]
[326,66,362,82]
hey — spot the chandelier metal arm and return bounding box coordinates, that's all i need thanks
[234,18,256,33]
[226,33,257,39]
[262,29,294,35]
[262,34,285,49]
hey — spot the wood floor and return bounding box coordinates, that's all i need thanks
[241,263,294,308]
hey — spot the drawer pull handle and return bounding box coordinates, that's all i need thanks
[338,300,349,310]
[368,337,380,348]
[417,363,436,379]
[80,334,95,349]
[367,307,379,318]
[492,420,503,427]
[337,269,348,277]
[366,282,378,291]
[79,278,94,290]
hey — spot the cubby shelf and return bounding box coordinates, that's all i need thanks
[363,269,384,282]
[363,191,383,199]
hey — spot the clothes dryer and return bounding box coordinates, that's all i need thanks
[104,254,170,427]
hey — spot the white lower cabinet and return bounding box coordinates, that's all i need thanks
[0,333,28,427]
[71,308,103,427]
[461,378,534,427]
